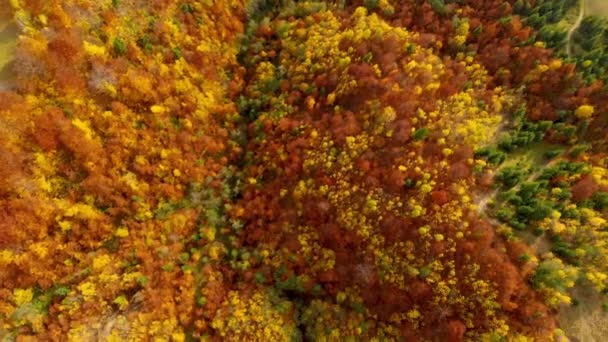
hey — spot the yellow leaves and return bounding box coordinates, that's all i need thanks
[32,152,59,194]
[83,41,106,57]
[121,172,142,191]
[293,179,308,200]
[113,295,129,310]
[353,6,369,18]
[410,204,423,217]
[427,88,506,149]
[545,290,572,307]
[406,308,421,321]
[135,155,147,166]
[151,105,168,114]
[535,257,578,307]
[0,250,16,266]
[201,226,216,242]
[34,152,55,174]
[58,220,72,232]
[92,254,112,271]
[442,148,453,157]
[580,208,606,228]
[536,64,549,73]
[309,129,319,140]
[28,242,48,258]
[64,203,101,220]
[336,291,347,303]
[326,93,336,105]
[575,104,595,119]
[174,79,194,94]
[171,332,186,342]
[381,106,397,123]
[549,59,562,70]
[591,166,608,186]
[13,288,33,306]
[552,221,566,234]
[78,282,96,299]
[306,96,316,110]
[365,197,379,212]
[208,241,226,261]
[71,118,95,140]
[115,227,129,237]
[420,183,432,194]
[212,290,295,339]
[455,19,470,36]
[586,270,608,292]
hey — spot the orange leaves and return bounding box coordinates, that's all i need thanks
[31,108,63,151]
[0,146,27,196]
[0,203,18,248]
[47,30,82,65]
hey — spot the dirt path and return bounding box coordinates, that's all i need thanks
[567,0,585,58]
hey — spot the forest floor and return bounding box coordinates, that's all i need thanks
[559,285,608,342]
[585,0,608,18]
[0,10,17,86]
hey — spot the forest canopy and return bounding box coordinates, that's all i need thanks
[0,0,607,341]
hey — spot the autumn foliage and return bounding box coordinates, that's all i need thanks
[0,0,607,341]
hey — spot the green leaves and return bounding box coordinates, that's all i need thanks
[474,146,506,165]
[412,127,430,141]
[363,0,379,11]
[255,272,267,284]
[113,37,127,56]
[429,0,447,15]
[496,166,525,189]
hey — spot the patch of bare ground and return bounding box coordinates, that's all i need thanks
[559,285,608,342]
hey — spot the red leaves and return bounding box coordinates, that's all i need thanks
[431,190,449,205]
[444,320,467,342]
[280,233,301,253]
[316,268,338,285]
[380,213,418,244]
[329,111,362,144]
[319,223,344,250]
[571,174,600,202]
[448,162,472,182]
[385,168,405,191]
[409,280,432,304]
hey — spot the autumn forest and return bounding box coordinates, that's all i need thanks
[1,0,608,341]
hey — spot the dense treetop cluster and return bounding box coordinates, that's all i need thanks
[0,0,607,341]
